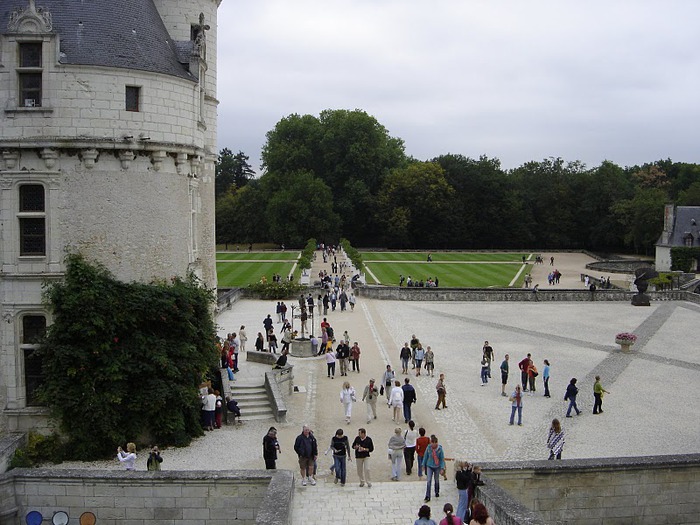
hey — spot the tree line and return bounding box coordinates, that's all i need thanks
[215,109,700,253]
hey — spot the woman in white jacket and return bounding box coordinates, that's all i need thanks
[340,381,357,424]
[388,380,404,423]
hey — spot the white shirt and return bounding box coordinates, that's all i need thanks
[202,393,217,411]
[389,386,404,408]
[117,451,137,470]
[404,429,418,448]
[340,387,356,404]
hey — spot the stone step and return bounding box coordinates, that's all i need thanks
[291,478,459,524]
[236,399,271,409]
[228,382,274,421]
[231,385,267,396]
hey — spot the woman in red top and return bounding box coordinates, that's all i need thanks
[415,427,431,480]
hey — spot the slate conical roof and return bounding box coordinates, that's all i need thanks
[1,0,194,80]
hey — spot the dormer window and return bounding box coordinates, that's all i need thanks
[683,233,694,247]
[18,42,43,107]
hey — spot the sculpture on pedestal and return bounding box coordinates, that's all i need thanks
[632,267,658,306]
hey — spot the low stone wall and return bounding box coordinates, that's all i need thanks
[264,371,288,423]
[0,468,294,525]
[246,350,278,366]
[586,260,654,274]
[216,288,243,311]
[356,285,700,304]
[477,454,700,524]
[0,435,25,475]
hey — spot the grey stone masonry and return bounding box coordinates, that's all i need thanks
[478,454,700,525]
[0,468,294,525]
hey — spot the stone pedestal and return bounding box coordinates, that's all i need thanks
[631,293,651,306]
[290,339,315,358]
[615,339,635,353]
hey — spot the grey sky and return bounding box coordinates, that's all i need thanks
[216,1,700,172]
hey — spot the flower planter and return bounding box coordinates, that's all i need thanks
[615,338,635,352]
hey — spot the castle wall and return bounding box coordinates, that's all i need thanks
[0,0,219,433]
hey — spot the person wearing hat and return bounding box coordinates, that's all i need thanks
[362,378,379,423]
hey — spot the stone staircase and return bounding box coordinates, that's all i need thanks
[229,381,275,421]
[291,477,459,524]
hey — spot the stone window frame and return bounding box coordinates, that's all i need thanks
[3,34,54,116]
[17,183,47,257]
[17,40,43,107]
[125,85,141,112]
[19,312,47,406]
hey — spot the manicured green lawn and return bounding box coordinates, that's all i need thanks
[364,262,524,287]
[217,261,297,287]
[359,251,534,287]
[360,251,529,262]
[216,251,300,261]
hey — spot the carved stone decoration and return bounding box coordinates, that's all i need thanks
[2,151,19,170]
[119,150,135,170]
[192,13,210,60]
[175,153,189,175]
[81,148,98,169]
[190,155,201,178]
[8,0,53,33]
[151,150,166,171]
[40,148,58,169]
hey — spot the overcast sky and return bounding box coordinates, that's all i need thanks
[216,1,700,173]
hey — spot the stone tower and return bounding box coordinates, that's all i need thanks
[0,0,220,432]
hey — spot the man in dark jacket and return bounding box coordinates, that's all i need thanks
[401,378,417,423]
[293,425,318,486]
[262,427,281,469]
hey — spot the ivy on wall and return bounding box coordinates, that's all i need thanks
[670,247,700,272]
[37,254,219,460]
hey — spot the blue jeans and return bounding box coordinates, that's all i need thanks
[401,357,409,370]
[403,403,412,423]
[481,368,488,384]
[417,455,425,477]
[425,466,441,498]
[457,489,468,521]
[566,398,580,416]
[333,455,347,484]
[510,405,522,425]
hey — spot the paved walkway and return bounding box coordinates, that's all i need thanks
[52,251,700,524]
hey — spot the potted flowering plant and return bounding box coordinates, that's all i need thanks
[615,332,637,352]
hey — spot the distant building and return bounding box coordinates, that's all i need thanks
[0,0,220,432]
[655,204,700,271]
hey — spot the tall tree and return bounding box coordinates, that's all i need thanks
[510,158,585,248]
[215,182,269,245]
[215,149,255,198]
[261,109,406,245]
[612,188,668,255]
[376,162,454,248]
[263,171,341,247]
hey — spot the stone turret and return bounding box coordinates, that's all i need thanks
[0,0,220,432]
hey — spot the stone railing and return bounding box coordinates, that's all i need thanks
[0,468,294,525]
[264,371,288,423]
[216,288,243,311]
[476,454,700,524]
[356,285,700,303]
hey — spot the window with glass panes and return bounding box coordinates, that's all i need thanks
[18,42,42,107]
[22,314,46,406]
[18,184,46,256]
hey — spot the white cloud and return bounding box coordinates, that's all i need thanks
[216,0,700,171]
